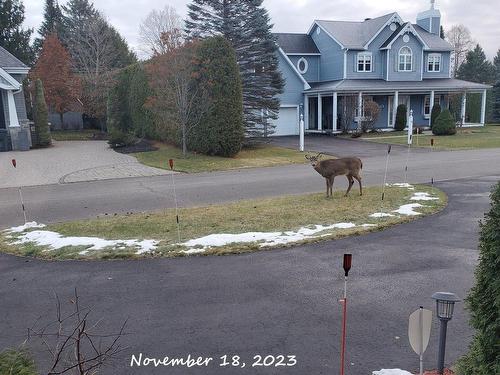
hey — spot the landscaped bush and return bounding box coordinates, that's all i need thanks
[33,79,51,147]
[432,109,457,135]
[188,36,244,157]
[456,182,500,375]
[430,103,441,129]
[395,104,407,131]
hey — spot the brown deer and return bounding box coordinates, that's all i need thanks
[305,153,363,198]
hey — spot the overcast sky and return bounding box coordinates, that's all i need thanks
[21,0,499,59]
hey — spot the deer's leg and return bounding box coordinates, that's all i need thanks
[345,175,354,197]
[325,178,330,198]
[329,177,335,197]
[354,174,363,196]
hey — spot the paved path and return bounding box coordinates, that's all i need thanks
[1,145,500,229]
[0,176,495,374]
[0,140,171,188]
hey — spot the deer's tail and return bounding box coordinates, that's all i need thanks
[359,158,363,170]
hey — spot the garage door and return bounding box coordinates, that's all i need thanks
[271,107,299,136]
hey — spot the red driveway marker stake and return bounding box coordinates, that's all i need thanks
[340,254,352,375]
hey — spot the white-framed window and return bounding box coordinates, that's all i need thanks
[424,95,441,118]
[357,52,372,72]
[398,46,412,72]
[427,53,441,72]
[297,57,308,74]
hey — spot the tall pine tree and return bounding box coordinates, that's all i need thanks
[34,0,64,53]
[185,0,284,138]
[0,0,34,65]
[457,44,495,84]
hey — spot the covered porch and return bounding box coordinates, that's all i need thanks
[303,79,492,133]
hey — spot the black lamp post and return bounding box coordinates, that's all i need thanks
[431,292,460,375]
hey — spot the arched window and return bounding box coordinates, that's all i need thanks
[398,46,412,72]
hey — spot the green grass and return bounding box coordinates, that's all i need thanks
[132,143,308,173]
[51,129,108,141]
[0,349,37,375]
[363,125,500,149]
[0,185,446,260]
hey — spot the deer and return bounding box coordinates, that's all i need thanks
[305,153,363,198]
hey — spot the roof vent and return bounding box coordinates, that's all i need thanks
[364,18,372,21]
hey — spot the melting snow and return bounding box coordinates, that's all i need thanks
[411,192,439,201]
[387,183,415,190]
[393,203,423,215]
[5,224,158,255]
[372,370,413,375]
[370,212,395,218]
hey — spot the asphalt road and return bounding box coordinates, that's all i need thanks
[0,175,496,374]
[1,145,500,228]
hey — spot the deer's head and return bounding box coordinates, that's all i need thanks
[305,153,323,167]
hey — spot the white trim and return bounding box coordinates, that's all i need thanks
[297,57,309,74]
[286,53,321,56]
[317,93,322,131]
[421,49,424,81]
[386,50,390,80]
[307,21,345,49]
[0,67,21,90]
[277,47,311,90]
[343,49,348,79]
[3,67,30,74]
[356,52,373,72]
[480,89,487,125]
[364,13,403,49]
[381,23,430,50]
[7,90,20,127]
[304,94,309,130]
[398,46,413,72]
[332,92,338,131]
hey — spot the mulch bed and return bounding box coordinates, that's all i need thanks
[112,139,158,154]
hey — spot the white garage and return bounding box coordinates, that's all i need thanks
[271,106,299,136]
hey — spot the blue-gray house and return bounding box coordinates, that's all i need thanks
[271,1,491,136]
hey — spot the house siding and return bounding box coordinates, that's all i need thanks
[288,55,320,83]
[387,33,424,81]
[423,51,451,79]
[310,25,344,81]
[277,53,305,105]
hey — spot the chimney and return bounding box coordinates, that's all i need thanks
[416,0,441,35]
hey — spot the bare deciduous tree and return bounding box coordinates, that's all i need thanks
[339,95,357,134]
[27,289,128,375]
[446,25,474,77]
[359,100,380,134]
[139,5,183,57]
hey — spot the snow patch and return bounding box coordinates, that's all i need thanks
[361,224,377,228]
[370,212,395,218]
[180,223,358,254]
[8,222,46,233]
[372,370,413,375]
[393,203,423,216]
[387,183,415,190]
[411,192,439,201]
[7,226,158,255]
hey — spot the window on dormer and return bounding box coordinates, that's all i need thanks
[398,46,412,72]
[357,52,372,72]
[428,53,441,72]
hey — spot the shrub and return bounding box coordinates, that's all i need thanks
[456,182,500,375]
[189,36,244,157]
[432,109,457,135]
[430,103,441,129]
[108,127,136,148]
[33,79,51,147]
[0,349,37,375]
[395,104,407,131]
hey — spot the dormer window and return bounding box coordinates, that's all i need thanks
[428,53,441,72]
[398,46,413,72]
[357,52,372,72]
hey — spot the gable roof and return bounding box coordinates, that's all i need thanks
[277,47,311,90]
[274,33,320,54]
[413,24,453,51]
[0,46,28,69]
[380,22,429,49]
[0,67,21,90]
[313,13,397,49]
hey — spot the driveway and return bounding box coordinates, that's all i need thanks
[0,140,171,188]
[0,176,494,374]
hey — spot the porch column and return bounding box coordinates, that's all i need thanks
[393,91,399,127]
[461,92,467,125]
[480,89,487,125]
[304,95,309,130]
[332,92,338,131]
[429,90,435,127]
[317,93,322,131]
[7,90,20,127]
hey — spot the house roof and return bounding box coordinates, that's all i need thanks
[274,33,320,54]
[307,79,492,93]
[315,13,396,49]
[413,24,453,51]
[0,46,28,69]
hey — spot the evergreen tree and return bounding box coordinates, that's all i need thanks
[189,36,244,157]
[430,103,441,128]
[395,104,407,131]
[457,182,500,375]
[33,79,51,147]
[0,0,34,65]
[61,0,97,42]
[440,25,445,39]
[492,50,500,123]
[185,0,284,138]
[457,44,495,84]
[34,0,64,53]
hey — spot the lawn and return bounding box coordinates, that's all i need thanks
[132,143,308,173]
[363,125,500,149]
[0,184,446,260]
[51,129,108,141]
[0,349,37,375]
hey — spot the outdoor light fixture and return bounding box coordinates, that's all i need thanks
[431,292,460,375]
